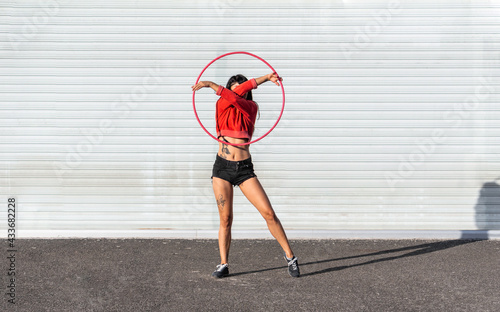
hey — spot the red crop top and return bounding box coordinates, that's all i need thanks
[215,78,258,140]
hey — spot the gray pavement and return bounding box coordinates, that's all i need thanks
[4,238,500,312]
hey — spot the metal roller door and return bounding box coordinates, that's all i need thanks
[1,0,499,238]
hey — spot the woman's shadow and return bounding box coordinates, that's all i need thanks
[461,177,500,239]
[230,180,500,278]
[299,240,476,277]
[229,240,479,278]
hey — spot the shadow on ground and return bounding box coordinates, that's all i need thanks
[229,239,480,277]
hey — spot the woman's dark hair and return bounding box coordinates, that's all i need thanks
[226,74,253,101]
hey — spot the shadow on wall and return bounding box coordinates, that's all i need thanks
[461,177,500,239]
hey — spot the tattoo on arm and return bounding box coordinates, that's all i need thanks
[216,195,226,210]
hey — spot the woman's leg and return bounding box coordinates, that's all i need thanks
[212,177,234,264]
[238,177,294,258]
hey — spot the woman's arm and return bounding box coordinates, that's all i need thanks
[191,81,220,92]
[192,73,280,92]
[191,80,256,117]
[254,73,282,87]
[216,87,257,118]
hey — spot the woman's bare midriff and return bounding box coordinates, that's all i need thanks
[217,136,251,161]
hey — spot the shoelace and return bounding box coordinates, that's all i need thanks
[216,264,228,271]
[287,258,298,270]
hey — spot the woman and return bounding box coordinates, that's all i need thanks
[192,72,300,278]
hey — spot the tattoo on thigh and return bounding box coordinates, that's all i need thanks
[216,194,226,210]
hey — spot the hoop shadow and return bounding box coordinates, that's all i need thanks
[229,240,479,278]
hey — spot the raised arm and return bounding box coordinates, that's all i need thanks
[215,86,257,118]
[254,72,282,87]
[192,73,281,92]
[192,81,220,92]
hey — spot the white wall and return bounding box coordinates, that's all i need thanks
[1,0,499,238]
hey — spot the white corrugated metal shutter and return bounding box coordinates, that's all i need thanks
[1,0,499,238]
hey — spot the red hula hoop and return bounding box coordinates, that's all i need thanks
[192,51,285,146]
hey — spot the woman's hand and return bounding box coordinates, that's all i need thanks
[255,73,282,86]
[191,81,210,92]
[267,72,282,86]
[192,81,219,92]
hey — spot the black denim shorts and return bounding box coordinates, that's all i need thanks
[211,154,257,186]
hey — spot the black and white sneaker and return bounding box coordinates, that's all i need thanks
[284,255,300,278]
[211,264,229,278]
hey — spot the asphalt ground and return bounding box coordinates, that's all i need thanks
[4,238,500,312]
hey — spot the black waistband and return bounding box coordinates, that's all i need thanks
[218,136,230,143]
[215,154,252,168]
